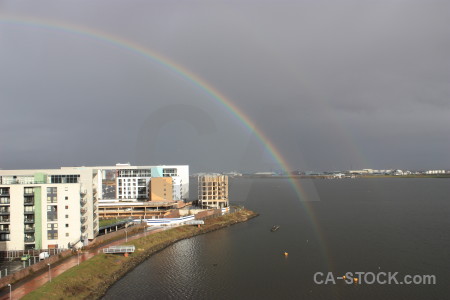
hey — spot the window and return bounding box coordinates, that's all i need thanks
[47,187,57,203]
[50,175,80,184]
[65,196,68,200]
[0,233,10,241]
[65,205,68,209]
[24,187,34,194]
[47,205,57,221]
[65,215,69,219]
[47,223,58,240]
[66,233,69,237]
[24,206,34,213]
[65,224,69,228]
[163,168,177,177]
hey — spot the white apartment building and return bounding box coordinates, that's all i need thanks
[0,168,96,251]
[110,165,189,201]
[0,164,189,251]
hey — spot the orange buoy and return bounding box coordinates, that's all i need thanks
[124,252,129,257]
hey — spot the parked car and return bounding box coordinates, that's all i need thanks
[20,254,31,261]
[39,252,50,260]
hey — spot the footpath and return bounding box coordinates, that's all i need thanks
[0,227,164,300]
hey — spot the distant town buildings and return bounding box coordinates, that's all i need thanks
[198,174,229,209]
[425,170,447,175]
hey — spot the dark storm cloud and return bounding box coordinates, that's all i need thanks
[0,0,449,172]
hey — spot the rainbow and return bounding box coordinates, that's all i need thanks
[0,14,307,198]
[0,15,334,270]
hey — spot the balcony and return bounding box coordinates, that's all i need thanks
[81,208,87,214]
[80,198,87,206]
[0,201,10,205]
[0,209,10,215]
[24,199,34,205]
[24,237,35,243]
[24,226,35,233]
[81,217,87,224]
[24,210,35,215]
[0,228,10,233]
[81,225,87,232]
[80,189,87,196]
[24,218,34,224]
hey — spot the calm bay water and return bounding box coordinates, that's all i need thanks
[104,178,450,299]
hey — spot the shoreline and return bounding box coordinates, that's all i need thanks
[22,208,258,300]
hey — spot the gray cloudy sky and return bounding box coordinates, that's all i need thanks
[1,0,449,172]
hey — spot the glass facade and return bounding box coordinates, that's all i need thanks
[50,175,80,183]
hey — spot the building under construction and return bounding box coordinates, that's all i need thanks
[198,174,229,209]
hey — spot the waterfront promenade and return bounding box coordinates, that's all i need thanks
[0,227,165,300]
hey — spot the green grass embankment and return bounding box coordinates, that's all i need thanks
[23,209,258,300]
[98,218,128,228]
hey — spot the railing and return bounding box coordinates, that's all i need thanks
[24,200,34,205]
[24,219,34,223]
[103,245,135,254]
[0,210,10,214]
[24,227,35,232]
[0,229,10,233]
[24,237,35,242]
[1,180,47,185]
[24,210,35,214]
[0,218,10,223]
[0,201,10,205]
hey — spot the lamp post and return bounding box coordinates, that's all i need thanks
[125,230,128,242]
[47,263,51,282]
[7,283,11,300]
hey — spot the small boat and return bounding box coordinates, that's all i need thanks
[270,225,280,232]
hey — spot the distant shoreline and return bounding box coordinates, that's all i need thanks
[238,174,450,179]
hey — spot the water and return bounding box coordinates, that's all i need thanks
[103,178,450,299]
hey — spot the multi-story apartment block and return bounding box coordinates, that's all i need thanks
[0,168,96,251]
[113,165,189,201]
[198,174,229,209]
